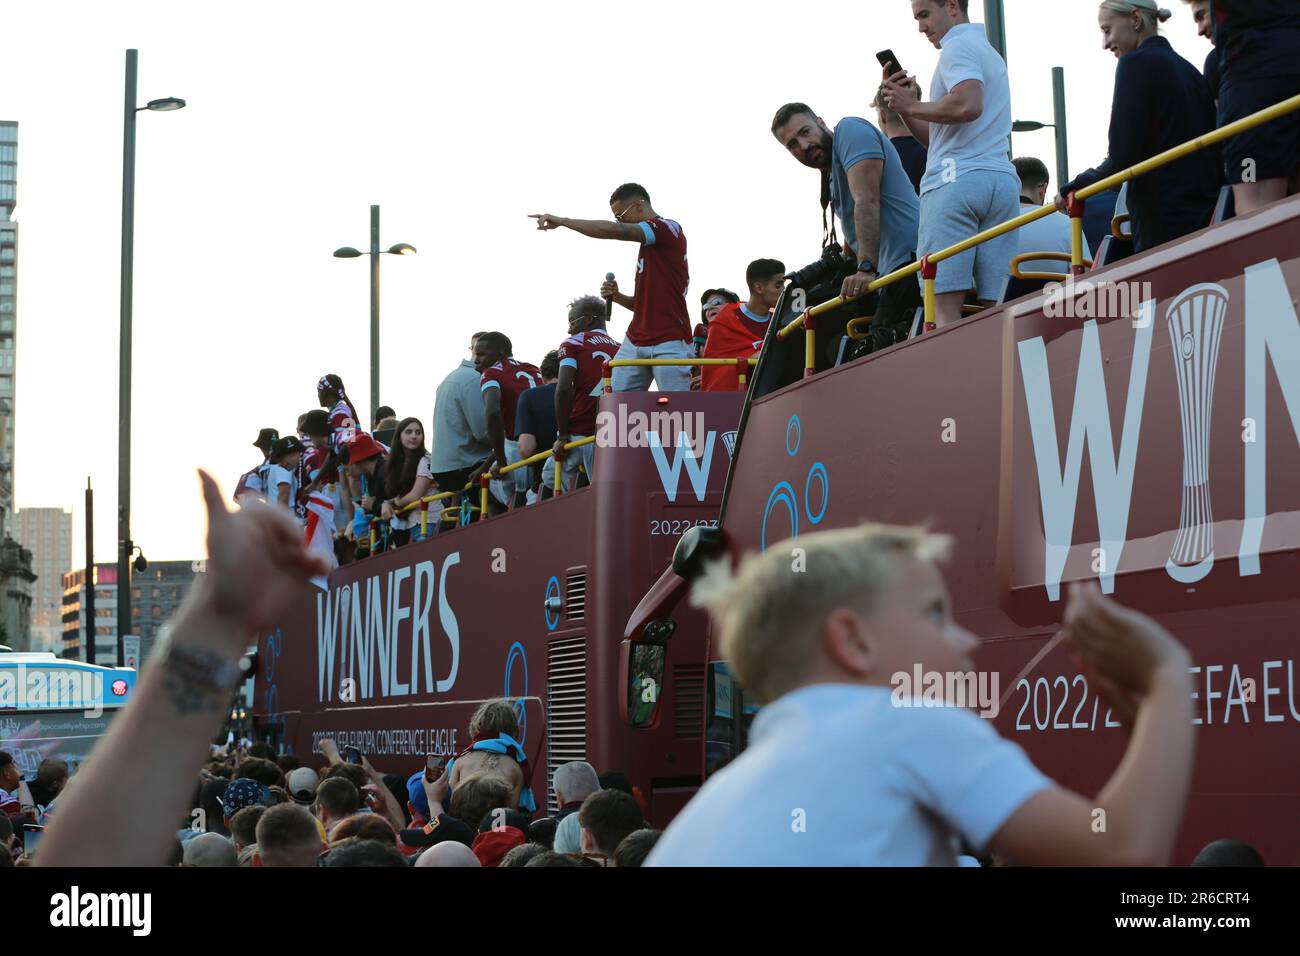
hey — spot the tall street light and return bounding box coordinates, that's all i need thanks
[118,48,184,665]
[1013,68,1071,195]
[334,205,416,421]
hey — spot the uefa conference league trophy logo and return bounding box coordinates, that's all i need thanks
[1165,283,1229,584]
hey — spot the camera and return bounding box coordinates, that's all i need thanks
[785,245,855,293]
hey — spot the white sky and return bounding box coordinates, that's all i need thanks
[2,0,1211,566]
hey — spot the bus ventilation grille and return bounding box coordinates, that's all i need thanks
[565,569,587,621]
[546,636,587,813]
[673,663,706,740]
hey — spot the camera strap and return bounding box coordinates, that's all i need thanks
[820,167,839,251]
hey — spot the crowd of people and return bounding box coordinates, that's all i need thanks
[172,703,660,868]
[4,461,1272,867]
[2,708,660,867]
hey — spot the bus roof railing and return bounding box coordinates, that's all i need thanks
[776,92,1300,376]
[359,356,757,552]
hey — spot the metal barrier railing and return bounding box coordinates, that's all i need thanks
[1009,250,1094,283]
[599,355,757,392]
[776,93,1300,377]
[359,356,754,553]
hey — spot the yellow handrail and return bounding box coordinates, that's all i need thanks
[600,355,758,392]
[772,92,1300,368]
[363,433,603,552]
[1010,251,1094,282]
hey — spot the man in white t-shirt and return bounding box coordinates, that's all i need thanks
[646,524,1195,867]
[1012,156,1091,279]
[881,0,1021,329]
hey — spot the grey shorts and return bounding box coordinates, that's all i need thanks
[919,169,1021,300]
[540,439,595,493]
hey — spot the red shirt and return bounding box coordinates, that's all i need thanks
[701,303,770,391]
[629,217,691,347]
[480,358,541,441]
[557,329,622,436]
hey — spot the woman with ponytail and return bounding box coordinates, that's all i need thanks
[380,417,440,547]
[1057,0,1221,253]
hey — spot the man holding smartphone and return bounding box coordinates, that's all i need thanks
[881,0,1019,329]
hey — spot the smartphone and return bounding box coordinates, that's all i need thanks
[342,745,363,764]
[425,753,445,782]
[22,823,44,858]
[876,49,904,76]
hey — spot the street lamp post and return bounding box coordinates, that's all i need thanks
[334,205,416,421]
[1013,68,1071,195]
[117,48,184,665]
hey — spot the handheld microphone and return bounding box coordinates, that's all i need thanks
[604,272,616,319]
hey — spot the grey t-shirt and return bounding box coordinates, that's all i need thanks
[430,360,491,473]
[830,117,921,275]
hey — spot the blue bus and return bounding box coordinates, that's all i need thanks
[0,653,137,778]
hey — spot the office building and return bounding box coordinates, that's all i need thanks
[13,507,73,653]
[62,560,203,663]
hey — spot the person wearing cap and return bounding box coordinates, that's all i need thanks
[340,432,391,529]
[472,823,528,867]
[220,777,274,830]
[264,436,306,513]
[234,428,279,506]
[1056,1,1221,253]
[286,767,320,806]
[398,767,478,855]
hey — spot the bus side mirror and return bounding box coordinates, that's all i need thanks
[672,526,729,581]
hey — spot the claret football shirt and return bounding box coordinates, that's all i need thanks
[480,358,542,441]
[629,217,691,347]
[557,329,622,436]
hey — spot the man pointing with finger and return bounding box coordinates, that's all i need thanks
[531,184,693,392]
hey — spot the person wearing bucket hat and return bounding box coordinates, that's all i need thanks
[234,428,280,505]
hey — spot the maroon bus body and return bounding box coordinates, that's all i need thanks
[259,198,1300,861]
[254,392,742,821]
